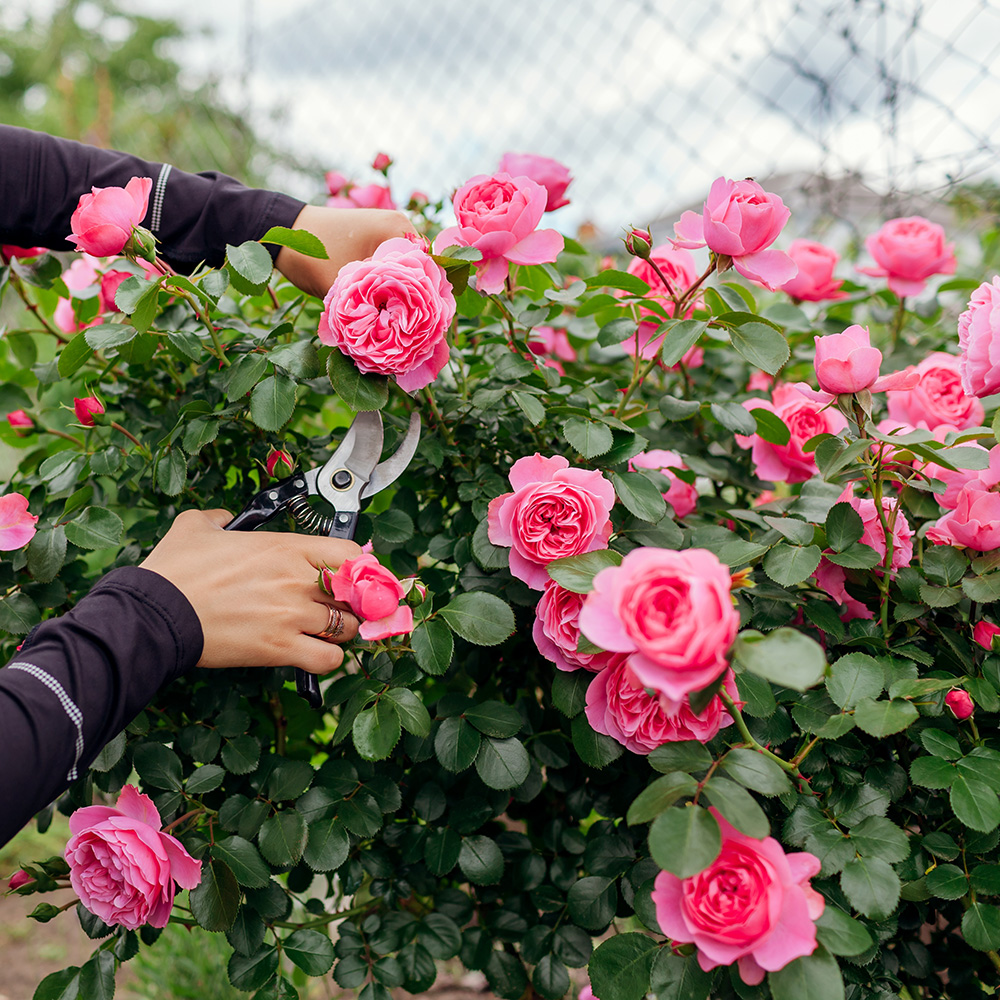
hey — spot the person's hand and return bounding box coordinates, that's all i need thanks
[275,205,417,299]
[138,509,363,673]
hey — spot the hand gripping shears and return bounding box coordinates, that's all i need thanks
[225,410,421,707]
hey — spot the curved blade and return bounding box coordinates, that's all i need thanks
[308,410,384,508]
[361,412,421,500]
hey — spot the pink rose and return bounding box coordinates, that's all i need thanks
[0,493,38,550]
[579,547,738,702]
[747,371,774,393]
[652,809,824,985]
[779,239,847,302]
[736,383,847,484]
[54,256,102,334]
[887,353,984,431]
[813,325,881,394]
[527,325,576,374]
[533,581,627,673]
[974,621,1000,650]
[325,554,413,641]
[433,173,564,295]
[266,448,294,478]
[629,449,698,519]
[325,171,350,196]
[922,442,1000,510]
[99,259,160,313]
[6,410,33,434]
[812,558,874,621]
[579,986,595,1000]
[585,662,736,754]
[7,869,35,891]
[488,455,615,590]
[327,183,396,210]
[68,176,152,257]
[371,152,393,172]
[946,689,975,720]
[498,152,572,212]
[926,484,1000,552]
[857,216,957,297]
[2,245,47,258]
[959,276,1000,398]
[74,396,105,427]
[851,495,913,573]
[672,177,796,290]
[64,785,201,930]
[318,237,455,392]
[408,190,430,210]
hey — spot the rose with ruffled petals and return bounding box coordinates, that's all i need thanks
[887,352,984,431]
[857,216,956,297]
[629,449,698,519]
[325,554,413,640]
[780,239,847,302]
[926,485,1000,552]
[579,547,738,701]
[585,663,736,754]
[319,237,455,392]
[673,177,796,290]
[533,581,627,673]
[433,173,564,294]
[652,809,824,985]
[0,493,38,550]
[812,558,874,622]
[488,454,615,590]
[922,442,1000,510]
[68,176,152,257]
[498,152,572,211]
[64,785,201,930]
[959,276,1000,398]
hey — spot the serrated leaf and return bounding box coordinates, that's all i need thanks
[250,373,296,431]
[722,748,793,796]
[353,699,401,761]
[763,543,822,586]
[439,592,514,645]
[303,817,350,871]
[326,350,389,410]
[458,835,503,884]
[226,241,274,293]
[826,652,884,709]
[729,322,790,375]
[190,858,240,931]
[546,549,622,593]
[64,507,123,550]
[610,470,668,523]
[258,811,307,866]
[563,417,614,458]
[826,502,864,551]
[951,774,1000,832]
[285,928,335,975]
[588,933,658,1000]
[411,619,454,674]
[627,772,698,825]
[768,947,844,1000]
[475,736,530,789]
[649,805,721,878]
[213,837,271,889]
[732,628,826,691]
[853,697,919,737]
[840,856,900,918]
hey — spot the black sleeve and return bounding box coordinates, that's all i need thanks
[0,566,204,847]
[0,124,306,272]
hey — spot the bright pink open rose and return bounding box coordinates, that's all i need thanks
[887,352,984,431]
[0,493,38,550]
[68,176,151,257]
[498,152,572,212]
[488,454,615,590]
[319,237,455,392]
[672,177,796,290]
[780,239,847,302]
[324,554,413,641]
[926,484,1000,552]
[652,809,824,985]
[857,216,956,297]
[922,442,1000,510]
[629,449,698,519]
[65,785,201,930]
[579,547,738,701]
[433,173,564,295]
[958,276,1000,398]
[533,581,627,673]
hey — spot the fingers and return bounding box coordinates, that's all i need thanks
[309,601,361,644]
[287,635,347,675]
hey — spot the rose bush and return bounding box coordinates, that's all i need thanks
[3,160,1000,1000]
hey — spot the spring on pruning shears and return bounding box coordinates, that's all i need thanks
[287,494,337,536]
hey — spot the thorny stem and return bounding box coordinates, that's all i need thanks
[5,267,68,343]
[673,260,716,318]
[791,735,822,768]
[718,689,799,774]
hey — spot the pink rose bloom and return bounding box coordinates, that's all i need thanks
[736,383,847,484]
[325,554,413,641]
[6,410,33,434]
[527,325,576,374]
[64,785,201,930]
[0,493,38,550]
[68,176,151,257]
[926,484,1000,552]
[498,152,572,212]
[533,581,627,673]
[857,216,957,297]
[585,662,736,754]
[74,396,105,427]
[265,448,294,478]
[813,325,879,395]
[488,454,615,590]
[579,986,595,1000]
[852,495,913,573]
[579,547,738,702]
[922,443,1000,510]
[621,245,701,360]
[99,259,160,313]
[328,183,396,210]
[946,689,975,720]
[433,172,564,295]
[652,809,824,985]
[325,171,350,195]
[371,152,392,172]
[2,245,47,258]
[974,621,1000,650]
[958,276,1000,398]
[779,239,847,302]
[54,255,102,334]
[318,237,456,392]
[747,371,774,393]
[887,352,984,431]
[7,869,35,891]
[629,449,698,519]
[672,177,796,290]
[812,558,873,621]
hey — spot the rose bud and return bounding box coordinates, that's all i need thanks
[265,448,294,478]
[625,228,653,260]
[7,870,35,891]
[6,410,33,435]
[974,621,1000,651]
[73,396,105,427]
[945,689,974,720]
[371,152,393,172]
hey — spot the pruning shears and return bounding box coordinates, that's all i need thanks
[225,410,421,708]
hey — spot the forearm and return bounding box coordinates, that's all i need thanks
[0,566,203,846]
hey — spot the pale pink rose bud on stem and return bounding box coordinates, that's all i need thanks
[371,152,393,172]
[624,228,653,260]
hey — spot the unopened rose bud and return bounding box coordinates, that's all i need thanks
[371,152,393,173]
[974,621,1000,651]
[401,577,428,606]
[73,396,105,427]
[325,171,349,196]
[625,228,652,260]
[125,225,157,264]
[729,567,755,590]
[265,448,294,479]
[6,410,33,436]
[7,870,34,891]
[408,190,430,211]
[945,689,974,720]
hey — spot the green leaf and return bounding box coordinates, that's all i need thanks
[326,350,389,410]
[64,506,123,550]
[459,835,503,884]
[815,907,873,957]
[258,811,307,866]
[761,515,816,546]
[155,449,187,496]
[659,319,707,368]
[284,928,335,975]
[190,858,240,931]
[512,390,545,426]
[226,241,274,294]
[304,817,350,872]
[826,653,884,709]
[571,712,624,768]
[260,226,329,259]
[648,741,713,774]
[963,902,1000,951]
[33,967,81,1000]
[567,876,617,931]
[252,976,298,1000]
[222,735,260,775]
[228,945,279,992]
[353,699,402,760]
[58,330,93,377]
[702,776,770,838]
[225,352,269,401]
[424,827,461,875]
[585,269,650,295]
[824,542,881,569]
[964,574,1000,603]
[610,471,668,523]
[911,755,957,789]
[729,321,790,375]
[464,701,522,737]
[840,856,901,918]
[440,592,514,645]
[722,748,793,796]
[552,670,590,717]
[213,837,271,889]
[0,592,41,634]
[733,628,827,691]
[921,728,963,760]
[532,955,570,1000]
[853,697,919,737]
[132,742,183,790]
[588,933,659,1000]
[951,774,1000,832]
[84,322,138,351]
[958,747,1000,792]
[186,763,225,793]
[825,502,864,551]
[659,396,701,421]
[78,952,115,1000]
[648,950,713,1000]
[411,620,454,675]
[27,526,67,584]
[763,544,822,586]
[598,318,637,347]
[627,772,698,825]
[475,736,530,789]
[649,805,721,878]
[926,863,969,900]
[434,716,482,772]
[752,407,791,445]
[563,417,614,459]
[972,864,1000,896]
[768,947,844,1000]
[486,952,528,1000]
[546,549,622,593]
[371,508,414,543]
[384,688,431,736]
[711,400,757,435]
[849,816,909,863]
[250,373,296,431]
[91,732,126,773]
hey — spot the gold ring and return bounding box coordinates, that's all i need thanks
[313,605,345,641]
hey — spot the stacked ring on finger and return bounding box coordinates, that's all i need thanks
[313,605,346,641]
